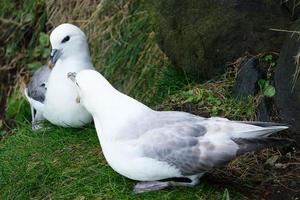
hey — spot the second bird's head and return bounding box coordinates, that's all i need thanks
[67,70,115,115]
[49,23,89,66]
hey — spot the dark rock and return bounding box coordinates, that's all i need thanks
[233,57,263,100]
[257,98,271,122]
[147,0,292,80]
[274,19,300,141]
[234,57,275,121]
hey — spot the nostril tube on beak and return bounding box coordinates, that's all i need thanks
[49,49,60,65]
[50,49,58,59]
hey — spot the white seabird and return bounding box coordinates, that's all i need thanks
[24,64,51,130]
[25,23,94,128]
[68,70,291,193]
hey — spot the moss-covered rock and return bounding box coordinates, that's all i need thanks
[147,0,291,80]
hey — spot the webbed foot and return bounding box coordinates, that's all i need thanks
[32,121,43,131]
[133,181,170,193]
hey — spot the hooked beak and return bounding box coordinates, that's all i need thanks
[67,72,77,83]
[49,49,61,68]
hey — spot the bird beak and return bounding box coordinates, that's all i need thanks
[49,49,61,67]
[67,72,77,83]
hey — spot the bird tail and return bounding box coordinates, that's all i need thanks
[238,121,288,127]
[232,137,293,156]
[231,121,289,138]
[24,88,45,112]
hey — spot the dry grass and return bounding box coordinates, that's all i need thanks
[209,146,300,199]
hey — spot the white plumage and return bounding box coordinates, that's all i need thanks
[69,69,290,193]
[24,24,93,128]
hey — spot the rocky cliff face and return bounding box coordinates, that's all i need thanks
[147,0,292,80]
[275,19,300,141]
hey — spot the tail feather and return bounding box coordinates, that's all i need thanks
[231,121,289,138]
[232,137,293,156]
[237,121,289,128]
[24,88,44,112]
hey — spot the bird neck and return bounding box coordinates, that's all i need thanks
[84,85,152,139]
[63,53,92,66]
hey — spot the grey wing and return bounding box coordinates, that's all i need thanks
[139,122,237,175]
[119,111,205,140]
[27,64,51,103]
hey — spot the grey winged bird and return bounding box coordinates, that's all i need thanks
[24,23,94,129]
[68,70,292,193]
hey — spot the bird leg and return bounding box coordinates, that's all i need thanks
[32,121,42,131]
[31,109,45,131]
[30,106,41,131]
[133,181,171,193]
[133,175,202,193]
[30,104,35,126]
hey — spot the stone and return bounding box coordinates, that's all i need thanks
[257,98,271,122]
[274,19,300,141]
[233,57,263,100]
[147,0,292,80]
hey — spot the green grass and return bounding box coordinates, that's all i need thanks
[0,121,246,200]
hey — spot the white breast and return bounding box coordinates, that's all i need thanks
[43,60,93,127]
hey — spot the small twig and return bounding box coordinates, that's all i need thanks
[269,28,300,35]
[0,66,15,71]
[277,180,300,192]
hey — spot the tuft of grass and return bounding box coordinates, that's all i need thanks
[4,75,31,129]
[159,67,256,120]
[1,0,47,63]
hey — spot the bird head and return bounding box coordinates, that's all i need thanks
[49,23,89,68]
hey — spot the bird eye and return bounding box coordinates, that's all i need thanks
[61,36,70,43]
